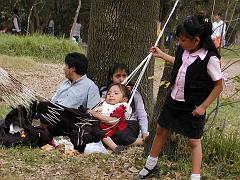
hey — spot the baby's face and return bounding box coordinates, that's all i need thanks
[106,85,124,105]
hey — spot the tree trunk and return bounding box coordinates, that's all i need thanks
[70,0,81,40]
[87,0,160,115]
[26,3,35,35]
[33,7,40,31]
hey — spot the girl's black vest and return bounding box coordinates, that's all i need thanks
[170,46,221,106]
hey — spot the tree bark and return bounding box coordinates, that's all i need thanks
[26,2,35,35]
[70,0,81,40]
[87,0,160,115]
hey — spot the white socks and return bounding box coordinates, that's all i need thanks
[190,174,201,180]
[139,156,200,179]
[139,156,158,176]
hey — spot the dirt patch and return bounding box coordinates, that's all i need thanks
[1,63,64,99]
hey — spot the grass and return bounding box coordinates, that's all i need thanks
[206,99,240,135]
[0,33,84,63]
[221,45,240,60]
[0,103,10,119]
[0,55,42,71]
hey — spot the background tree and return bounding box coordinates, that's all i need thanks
[69,0,81,40]
[0,0,238,42]
[87,0,160,115]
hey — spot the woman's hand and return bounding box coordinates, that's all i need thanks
[142,133,149,141]
[192,105,206,117]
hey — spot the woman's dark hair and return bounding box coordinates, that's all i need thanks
[100,63,130,96]
[107,83,131,101]
[64,52,88,75]
[13,8,18,15]
[176,14,220,56]
[106,63,130,85]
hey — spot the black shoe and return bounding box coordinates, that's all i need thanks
[134,166,160,179]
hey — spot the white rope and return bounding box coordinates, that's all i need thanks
[122,54,150,85]
[126,0,180,106]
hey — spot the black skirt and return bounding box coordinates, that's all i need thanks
[158,95,206,139]
[111,120,139,146]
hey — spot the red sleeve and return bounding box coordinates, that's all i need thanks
[109,104,126,118]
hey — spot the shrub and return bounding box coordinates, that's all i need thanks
[0,33,84,63]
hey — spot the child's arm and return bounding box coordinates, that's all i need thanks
[151,46,175,64]
[102,137,118,151]
[88,109,118,124]
[192,79,224,116]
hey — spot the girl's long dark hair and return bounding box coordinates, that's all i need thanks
[107,63,130,86]
[176,14,220,57]
[100,63,130,96]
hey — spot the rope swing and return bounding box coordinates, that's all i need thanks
[123,0,180,107]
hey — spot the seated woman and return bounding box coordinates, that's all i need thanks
[100,63,149,146]
[88,83,143,153]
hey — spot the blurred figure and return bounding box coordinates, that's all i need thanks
[212,13,226,48]
[72,20,82,43]
[1,24,8,33]
[11,8,21,34]
[47,16,54,36]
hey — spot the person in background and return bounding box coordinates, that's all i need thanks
[212,13,226,49]
[72,19,82,43]
[11,8,21,34]
[47,16,54,36]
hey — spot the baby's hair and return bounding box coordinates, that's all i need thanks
[107,83,131,100]
[176,14,220,56]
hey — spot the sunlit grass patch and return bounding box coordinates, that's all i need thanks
[0,55,41,71]
[0,103,10,119]
[0,33,84,63]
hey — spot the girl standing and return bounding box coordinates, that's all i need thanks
[135,15,224,180]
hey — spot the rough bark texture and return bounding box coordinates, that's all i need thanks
[87,0,160,115]
[70,0,81,40]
